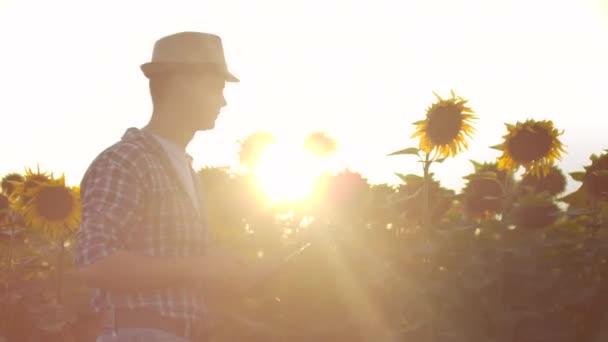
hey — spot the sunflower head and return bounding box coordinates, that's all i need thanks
[411,90,477,158]
[471,161,511,184]
[10,167,54,208]
[494,119,566,177]
[0,193,10,225]
[322,170,369,214]
[238,132,277,168]
[23,176,80,239]
[2,173,24,197]
[395,173,454,224]
[582,151,608,199]
[304,131,337,157]
[520,166,567,197]
[511,194,560,229]
[462,162,509,220]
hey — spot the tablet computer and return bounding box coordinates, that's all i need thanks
[240,242,312,294]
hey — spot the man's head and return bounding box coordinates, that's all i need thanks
[141,32,239,131]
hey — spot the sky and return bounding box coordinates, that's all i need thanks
[0,0,607,195]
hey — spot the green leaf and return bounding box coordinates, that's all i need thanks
[387,147,420,157]
[469,159,482,169]
[569,171,585,182]
[463,171,498,181]
[394,173,408,183]
[394,173,422,184]
[434,157,447,163]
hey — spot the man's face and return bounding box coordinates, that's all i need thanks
[171,72,227,131]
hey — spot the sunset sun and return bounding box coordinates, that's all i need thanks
[252,143,326,204]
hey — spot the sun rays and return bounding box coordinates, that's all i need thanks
[239,131,339,205]
[253,143,321,204]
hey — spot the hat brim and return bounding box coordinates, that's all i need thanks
[140,62,239,82]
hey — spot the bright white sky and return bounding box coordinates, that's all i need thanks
[1,0,607,195]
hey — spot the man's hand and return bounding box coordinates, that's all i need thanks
[187,243,311,297]
[233,243,312,296]
[231,259,284,296]
[188,245,250,295]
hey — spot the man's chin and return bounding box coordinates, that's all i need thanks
[195,122,216,132]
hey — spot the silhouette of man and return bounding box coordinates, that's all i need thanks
[75,31,245,341]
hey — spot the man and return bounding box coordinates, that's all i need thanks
[76,31,246,341]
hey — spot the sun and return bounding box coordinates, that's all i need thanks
[252,143,324,204]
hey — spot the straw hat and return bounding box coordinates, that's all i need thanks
[141,31,239,82]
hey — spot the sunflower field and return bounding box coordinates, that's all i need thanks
[2,91,608,341]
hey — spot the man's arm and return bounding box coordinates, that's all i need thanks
[78,250,191,292]
[78,247,248,292]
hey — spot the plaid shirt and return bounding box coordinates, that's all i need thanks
[75,127,209,323]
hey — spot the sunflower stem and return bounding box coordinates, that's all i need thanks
[422,152,432,233]
[498,170,514,341]
[500,170,514,223]
[56,238,65,305]
[8,223,15,271]
[429,148,440,164]
[589,197,604,237]
[421,151,435,342]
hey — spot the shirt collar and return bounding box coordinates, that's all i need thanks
[122,127,194,166]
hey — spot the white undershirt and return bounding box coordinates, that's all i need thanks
[151,134,199,211]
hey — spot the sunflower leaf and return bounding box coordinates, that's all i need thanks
[469,160,482,168]
[569,171,585,182]
[388,147,420,157]
[434,157,447,163]
[394,173,422,184]
[463,171,499,181]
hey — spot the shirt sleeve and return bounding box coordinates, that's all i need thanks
[75,152,145,267]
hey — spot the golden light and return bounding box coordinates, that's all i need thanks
[252,143,324,204]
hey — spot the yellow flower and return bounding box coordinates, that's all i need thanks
[494,119,565,178]
[411,90,477,158]
[9,166,54,207]
[22,176,80,239]
[1,173,24,197]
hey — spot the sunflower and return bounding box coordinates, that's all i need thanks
[0,193,10,225]
[511,194,559,229]
[238,132,277,169]
[22,176,80,239]
[494,119,565,178]
[304,131,337,157]
[461,162,509,220]
[411,90,477,158]
[582,151,608,199]
[393,173,454,225]
[317,170,370,216]
[10,166,54,207]
[558,186,591,211]
[520,166,567,196]
[2,173,24,197]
